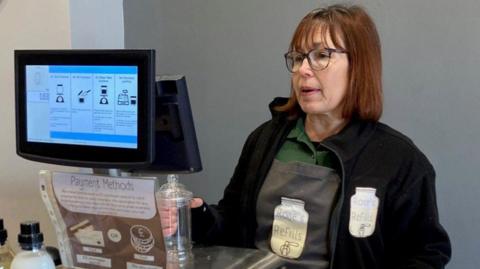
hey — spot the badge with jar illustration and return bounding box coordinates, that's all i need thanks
[349,187,379,238]
[270,197,309,259]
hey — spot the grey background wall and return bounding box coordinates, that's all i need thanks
[122,0,479,268]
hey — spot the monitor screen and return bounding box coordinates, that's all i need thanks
[16,50,155,168]
[26,65,139,149]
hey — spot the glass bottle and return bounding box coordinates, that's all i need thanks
[10,221,55,269]
[0,219,15,269]
[158,174,193,263]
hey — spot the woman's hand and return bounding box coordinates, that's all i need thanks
[190,197,204,208]
[160,198,204,237]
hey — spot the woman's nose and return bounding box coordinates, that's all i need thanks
[298,58,313,77]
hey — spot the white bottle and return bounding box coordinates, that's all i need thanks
[10,221,55,269]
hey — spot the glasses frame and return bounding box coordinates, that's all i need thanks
[284,47,347,73]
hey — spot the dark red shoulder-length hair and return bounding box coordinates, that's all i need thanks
[276,4,383,121]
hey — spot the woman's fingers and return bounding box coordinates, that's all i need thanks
[159,207,178,237]
[190,197,204,208]
[159,198,204,237]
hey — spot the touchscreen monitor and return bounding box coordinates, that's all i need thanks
[15,50,155,168]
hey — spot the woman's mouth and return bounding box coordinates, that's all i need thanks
[300,87,322,96]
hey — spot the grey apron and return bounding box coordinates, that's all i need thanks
[255,159,340,268]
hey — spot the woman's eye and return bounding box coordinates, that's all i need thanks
[293,55,304,63]
[312,51,329,60]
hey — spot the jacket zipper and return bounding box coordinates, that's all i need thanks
[320,143,346,269]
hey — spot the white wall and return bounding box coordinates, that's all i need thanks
[0,0,72,249]
[0,0,126,250]
[69,0,124,49]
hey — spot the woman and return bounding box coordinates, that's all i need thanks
[189,4,451,268]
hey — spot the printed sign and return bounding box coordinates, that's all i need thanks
[53,173,157,219]
[39,171,166,269]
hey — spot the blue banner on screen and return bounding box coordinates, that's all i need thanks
[25,65,138,149]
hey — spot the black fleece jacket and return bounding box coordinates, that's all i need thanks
[192,98,451,269]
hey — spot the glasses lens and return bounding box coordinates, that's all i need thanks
[285,53,294,72]
[285,52,304,73]
[308,49,331,70]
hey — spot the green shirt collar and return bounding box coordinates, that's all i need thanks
[286,118,316,153]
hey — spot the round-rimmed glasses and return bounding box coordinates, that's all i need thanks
[284,47,347,73]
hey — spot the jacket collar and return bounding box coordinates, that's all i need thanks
[269,97,291,118]
[269,97,378,162]
[321,118,377,162]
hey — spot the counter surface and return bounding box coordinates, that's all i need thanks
[59,246,287,269]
